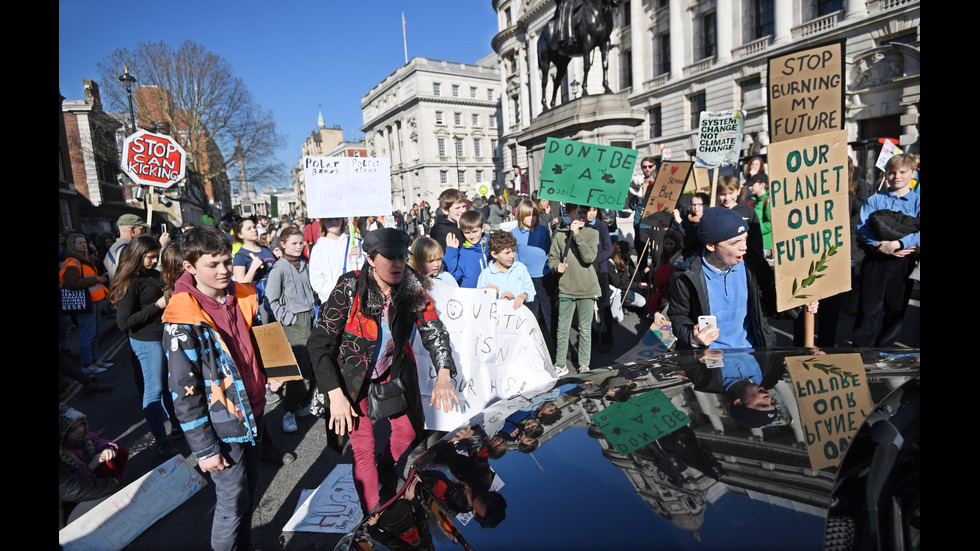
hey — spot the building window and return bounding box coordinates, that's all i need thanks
[60,198,72,229]
[487,89,495,101]
[621,50,633,89]
[472,113,480,126]
[433,82,441,95]
[436,111,444,124]
[438,137,446,157]
[454,112,463,126]
[494,169,500,182]
[753,0,774,39]
[657,34,670,75]
[452,84,460,97]
[700,12,716,59]
[470,86,478,99]
[456,137,465,157]
[476,170,484,182]
[817,0,843,16]
[440,170,448,184]
[491,139,499,158]
[504,7,511,26]
[740,75,763,109]
[490,114,497,128]
[689,92,706,129]
[648,105,662,138]
[622,1,631,26]
[473,138,482,157]
[458,170,465,184]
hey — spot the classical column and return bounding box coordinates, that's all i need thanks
[844,0,867,21]
[773,0,793,45]
[715,0,733,64]
[669,0,684,80]
[630,0,645,90]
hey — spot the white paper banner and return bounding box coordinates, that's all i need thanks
[282,464,363,533]
[413,281,556,431]
[304,156,392,218]
[59,455,206,551]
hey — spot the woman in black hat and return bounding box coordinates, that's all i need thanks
[307,228,459,515]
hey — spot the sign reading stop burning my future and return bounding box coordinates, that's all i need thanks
[538,138,637,209]
[122,130,187,188]
[768,130,851,311]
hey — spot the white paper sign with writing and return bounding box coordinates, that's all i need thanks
[59,455,206,551]
[282,464,363,533]
[304,156,392,218]
[413,281,556,431]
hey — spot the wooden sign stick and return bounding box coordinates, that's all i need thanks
[622,236,653,307]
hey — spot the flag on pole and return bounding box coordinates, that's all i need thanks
[402,12,408,63]
[402,12,406,30]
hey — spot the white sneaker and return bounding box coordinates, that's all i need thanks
[282,411,298,433]
[82,365,107,375]
[578,366,591,373]
[554,364,569,377]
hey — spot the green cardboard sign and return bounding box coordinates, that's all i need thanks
[590,388,691,456]
[538,137,637,209]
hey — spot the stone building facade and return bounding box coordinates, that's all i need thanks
[491,0,919,189]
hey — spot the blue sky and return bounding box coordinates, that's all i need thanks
[59,0,499,191]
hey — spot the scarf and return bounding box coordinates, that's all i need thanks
[284,252,303,272]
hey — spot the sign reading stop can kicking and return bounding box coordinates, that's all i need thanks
[122,130,187,188]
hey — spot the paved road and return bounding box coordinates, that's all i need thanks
[59,282,918,550]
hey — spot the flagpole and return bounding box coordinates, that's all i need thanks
[402,12,408,64]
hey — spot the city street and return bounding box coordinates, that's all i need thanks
[60,284,919,550]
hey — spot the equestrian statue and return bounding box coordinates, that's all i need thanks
[537,0,621,111]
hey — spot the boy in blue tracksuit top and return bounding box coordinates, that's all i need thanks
[443,210,491,288]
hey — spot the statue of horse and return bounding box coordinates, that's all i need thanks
[537,0,621,111]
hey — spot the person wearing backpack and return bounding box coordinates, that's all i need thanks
[103,214,147,284]
[744,174,772,260]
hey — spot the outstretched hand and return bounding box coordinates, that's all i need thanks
[429,369,459,413]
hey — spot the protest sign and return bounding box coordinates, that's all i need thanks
[538,137,637,209]
[614,322,677,364]
[768,41,845,143]
[59,455,206,551]
[768,130,852,311]
[641,161,693,226]
[304,156,392,218]
[282,464,363,533]
[784,354,874,471]
[590,389,691,456]
[251,322,304,382]
[695,110,745,169]
[411,281,555,431]
[475,182,492,197]
[874,138,902,171]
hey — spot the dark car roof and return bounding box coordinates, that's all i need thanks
[344,347,920,551]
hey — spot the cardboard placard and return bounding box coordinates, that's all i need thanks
[590,389,691,456]
[695,110,745,168]
[784,354,874,471]
[614,322,677,364]
[768,130,852,311]
[641,161,693,226]
[538,137,637,209]
[304,156,392,218]
[251,322,304,381]
[767,41,845,143]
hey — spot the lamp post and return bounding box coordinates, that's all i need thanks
[118,66,137,134]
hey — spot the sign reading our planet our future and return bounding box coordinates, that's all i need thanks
[538,137,637,209]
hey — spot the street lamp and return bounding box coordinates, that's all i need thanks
[118,66,137,134]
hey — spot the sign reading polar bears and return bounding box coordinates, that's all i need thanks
[304,156,392,218]
[412,280,556,431]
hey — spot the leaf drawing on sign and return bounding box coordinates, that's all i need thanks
[552,163,571,174]
[599,169,616,183]
[791,244,839,300]
[797,356,853,378]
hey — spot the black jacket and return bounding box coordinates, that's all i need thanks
[667,249,776,350]
[429,212,464,252]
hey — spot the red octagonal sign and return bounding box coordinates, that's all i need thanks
[122,130,187,188]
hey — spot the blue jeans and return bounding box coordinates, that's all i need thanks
[76,299,105,366]
[210,413,262,551]
[129,338,176,442]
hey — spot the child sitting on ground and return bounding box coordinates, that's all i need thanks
[60,403,129,481]
[477,230,535,310]
[443,210,490,288]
